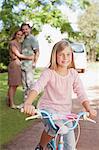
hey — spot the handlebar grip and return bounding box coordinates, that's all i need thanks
[25,109,41,121]
[83,112,96,123]
[83,112,89,120]
[85,117,96,123]
[25,114,41,120]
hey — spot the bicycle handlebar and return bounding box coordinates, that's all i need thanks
[25,109,96,130]
[23,109,96,149]
[69,111,96,131]
[26,109,58,129]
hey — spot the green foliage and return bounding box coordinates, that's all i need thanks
[79,0,91,9]
[0,63,7,73]
[0,0,96,64]
[78,3,99,61]
[0,0,74,65]
[0,47,9,65]
[64,0,90,10]
[0,0,21,36]
[0,41,9,70]
[0,0,73,35]
[78,3,99,37]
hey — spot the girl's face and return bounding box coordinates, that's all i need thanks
[56,47,72,68]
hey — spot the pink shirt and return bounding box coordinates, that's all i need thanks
[32,68,88,114]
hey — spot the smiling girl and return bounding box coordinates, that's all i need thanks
[23,40,97,150]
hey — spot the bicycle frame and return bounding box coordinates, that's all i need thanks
[25,110,96,150]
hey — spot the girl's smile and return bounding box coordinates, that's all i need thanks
[57,48,72,67]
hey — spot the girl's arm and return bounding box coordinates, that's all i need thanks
[72,70,97,119]
[82,100,97,119]
[23,69,51,115]
[12,45,34,60]
[23,90,38,115]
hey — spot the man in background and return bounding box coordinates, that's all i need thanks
[21,23,39,100]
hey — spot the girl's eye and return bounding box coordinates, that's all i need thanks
[67,53,70,56]
[58,53,62,56]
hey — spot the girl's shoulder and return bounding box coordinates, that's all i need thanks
[42,68,53,74]
[38,68,54,81]
[69,68,78,77]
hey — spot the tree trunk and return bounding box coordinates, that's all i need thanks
[88,49,96,62]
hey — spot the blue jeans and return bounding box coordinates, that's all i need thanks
[41,109,76,150]
[63,127,75,150]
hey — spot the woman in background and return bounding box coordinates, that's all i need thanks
[7,30,34,108]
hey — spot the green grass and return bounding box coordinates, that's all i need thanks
[0,68,43,145]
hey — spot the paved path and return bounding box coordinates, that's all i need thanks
[1,68,99,150]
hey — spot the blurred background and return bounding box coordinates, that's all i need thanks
[0,0,99,72]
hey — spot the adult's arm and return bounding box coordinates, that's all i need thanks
[34,49,40,63]
[11,45,34,60]
[31,36,40,63]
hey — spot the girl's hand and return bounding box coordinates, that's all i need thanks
[23,103,36,116]
[88,109,97,120]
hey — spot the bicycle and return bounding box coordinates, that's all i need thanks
[25,109,96,150]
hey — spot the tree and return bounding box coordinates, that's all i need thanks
[0,0,73,67]
[78,3,99,61]
[0,0,91,38]
[0,0,92,68]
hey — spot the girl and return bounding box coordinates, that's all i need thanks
[23,40,97,150]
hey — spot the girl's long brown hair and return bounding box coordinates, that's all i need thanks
[49,40,75,70]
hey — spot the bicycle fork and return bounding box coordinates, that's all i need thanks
[58,135,64,150]
[50,135,64,150]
